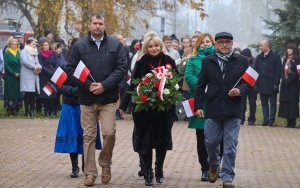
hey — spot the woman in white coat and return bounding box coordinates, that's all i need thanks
[20,38,42,118]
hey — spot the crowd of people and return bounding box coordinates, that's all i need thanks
[0,11,299,188]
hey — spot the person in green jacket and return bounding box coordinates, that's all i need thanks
[184,33,215,181]
[3,38,23,116]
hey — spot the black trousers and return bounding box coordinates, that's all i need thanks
[241,90,257,123]
[42,98,56,113]
[142,149,167,170]
[196,129,209,172]
[24,92,36,113]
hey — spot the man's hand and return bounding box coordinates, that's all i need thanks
[89,82,105,95]
[196,109,204,118]
[228,88,240,97]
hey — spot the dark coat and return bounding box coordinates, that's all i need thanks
[66,32,127,105]
[254,50,282,94]
[194,53,251,119]
[38,52,59,99]
[57,78,79,105]
[278,59,300,119]
[125,52,177,153]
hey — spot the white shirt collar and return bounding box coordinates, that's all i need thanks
[91,35,104,49]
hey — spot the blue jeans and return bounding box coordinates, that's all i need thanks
[204,117,241,182]
[260,93,277,124]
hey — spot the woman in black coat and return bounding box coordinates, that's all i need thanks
[278,43,300,127]
[119,32,178,186]
[38,39,59,117]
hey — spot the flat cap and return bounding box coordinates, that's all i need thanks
[12,30,23,38]
[215,32,233,41]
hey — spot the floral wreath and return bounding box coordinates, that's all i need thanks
[130,64,183,112]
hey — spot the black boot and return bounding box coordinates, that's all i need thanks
[155,149,166,183]
[138,166,146,178]
[70,153,79,178]
[145,169,153,186]
[290,119,296,128]
[143,151,153,186]
[155,165,164,183]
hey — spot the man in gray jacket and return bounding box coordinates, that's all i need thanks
[67,13,127,186]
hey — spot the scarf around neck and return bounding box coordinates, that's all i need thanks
[7,47,18,57]
[40,50,54,59]
[24,45,38,56]
[196,45,215,61]
[215,48,234,62]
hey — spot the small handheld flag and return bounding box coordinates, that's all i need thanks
[51,67,67,87]
[241,67,259,87]
[182,98,196,118]
[43,83,54,96]
[74,60,90,82]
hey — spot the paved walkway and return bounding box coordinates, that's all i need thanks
[1,116,300,188]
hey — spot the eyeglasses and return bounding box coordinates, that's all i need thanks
[216,40,232,45]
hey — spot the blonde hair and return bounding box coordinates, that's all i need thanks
[137,31,167,60]
[7,38,18,47]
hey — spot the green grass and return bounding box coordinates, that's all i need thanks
[0,99,292,127]
[248,102,287,127]
[0,100,59,119]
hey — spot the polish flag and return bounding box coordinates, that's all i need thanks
[284,64,288,74]
[297,65,300,74]
[43,83,54,96]
[127,70,131,85]
[182,98,196,118]
[51,67,67,87]
[241,67,259,87]
[74,60,90,82]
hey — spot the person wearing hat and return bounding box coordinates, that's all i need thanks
[2,31,24,55]
[12,30,24,50]
[194,32,251,188]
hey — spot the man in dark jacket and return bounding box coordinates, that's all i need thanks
[194,32,251,188]
[254,40,281,126]
[67,13,127,186]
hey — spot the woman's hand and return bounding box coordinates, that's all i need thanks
[196,109,204,118]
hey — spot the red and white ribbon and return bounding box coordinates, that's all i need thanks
[136,66,173,101]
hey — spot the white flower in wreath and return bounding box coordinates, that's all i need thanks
[183,61,186,66]
[174,84,180,90]
[175,58,181,66]
[163,88,170,95]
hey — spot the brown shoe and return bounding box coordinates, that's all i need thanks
[223,181,235,188]
[101,166,111,183]
[208,168,218,183]
[84,175,96,186]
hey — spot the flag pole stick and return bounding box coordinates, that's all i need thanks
[89,73,96,82]
[232,77,242,89]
